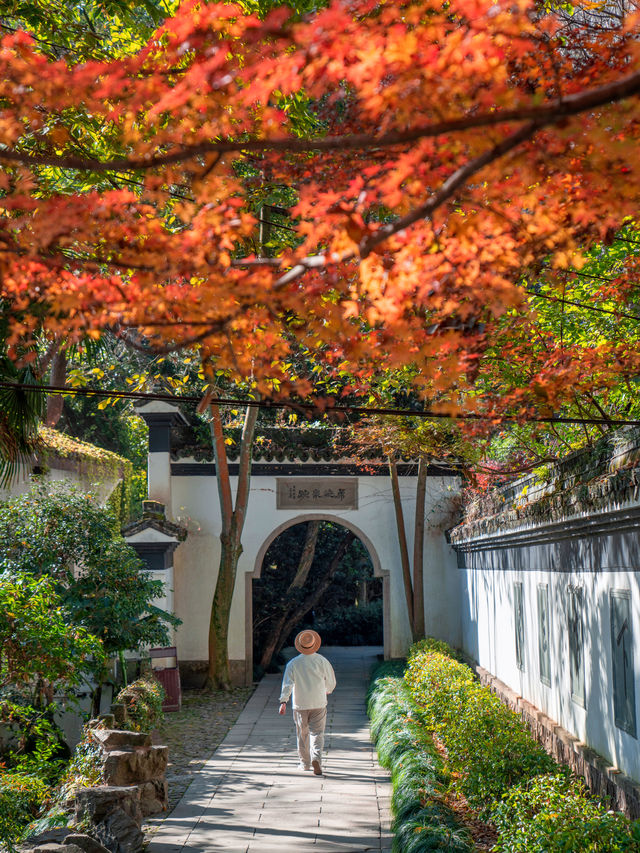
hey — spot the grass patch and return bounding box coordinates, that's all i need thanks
[368,666,474,853]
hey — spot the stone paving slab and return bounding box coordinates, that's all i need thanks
[147,646,392,852]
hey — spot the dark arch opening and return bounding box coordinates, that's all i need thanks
[251,519,382,679]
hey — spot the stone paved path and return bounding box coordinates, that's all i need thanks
[154,686,254,810]
[148,646,392,852]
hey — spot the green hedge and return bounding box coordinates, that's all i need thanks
[312,600,383,646]
[406,644,554,812]
[493,773,640,852]
[404,640,640,852]
[368,663,473,853]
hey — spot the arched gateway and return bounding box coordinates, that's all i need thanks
[127,401,461,686]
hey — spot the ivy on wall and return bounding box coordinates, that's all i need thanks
[37,426,134,526]
[453,427,640,542]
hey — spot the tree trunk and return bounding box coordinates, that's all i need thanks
[389,455,415,638]
[206,397,259,690]
[259,610,289,671]
[91,682,103,719]
[46,348,66,426]
[290,521,320,589]
[259,520,320,670]
[207,531,242,689]
[412,457,427,639]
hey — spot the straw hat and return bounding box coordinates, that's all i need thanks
[295,629,321,655]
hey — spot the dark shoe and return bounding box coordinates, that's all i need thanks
[312,759,322,776]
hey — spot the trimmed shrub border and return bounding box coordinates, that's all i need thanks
[368,661,475,853]
[371,641,640,852]
[474,662,640,820]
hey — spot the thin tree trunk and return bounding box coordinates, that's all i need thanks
[208,531,242,688]
[206,399,259,689]
[91,682,103,719]
[259,521,320,670]
[290,521,320,589]
[389,455,415,638]
[38,338,61,379]
[46,348,66,426]
[274,530,355,658]
[412,457,427,639]
[259,610,290,671]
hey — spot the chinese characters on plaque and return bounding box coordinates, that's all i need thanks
[276,478,358,510]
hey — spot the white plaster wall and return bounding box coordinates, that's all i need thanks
[423,482,463,647]
[1,464,119,505]
[460,567,640,783]
[170,467,461,666]
[148,452,172,507]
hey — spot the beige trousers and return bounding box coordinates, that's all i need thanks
[293,706,327,767]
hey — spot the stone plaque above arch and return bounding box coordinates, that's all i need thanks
[276,477,358,510]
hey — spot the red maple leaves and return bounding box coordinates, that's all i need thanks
[1,0,640,414]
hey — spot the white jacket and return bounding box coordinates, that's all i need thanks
[279,653,336,710]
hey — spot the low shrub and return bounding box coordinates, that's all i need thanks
[313,600,383,645]
[56,726,104,800]
[0,770,50,851]
[409,637,463,661]
[492,773,640,852]
[405,640,640,851]
[368,671,473,853]
[0,701,70,787]
[405,645,554,813]
[116,676,165,732]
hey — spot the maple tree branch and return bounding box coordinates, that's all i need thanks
[234,124,540,282]
[0,69,638,172]
[360,121,540,256]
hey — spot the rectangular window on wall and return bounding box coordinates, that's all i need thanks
[610,590,637,738]
[514,582,525,671]
[537,583,551,687]
[568,586,585,706]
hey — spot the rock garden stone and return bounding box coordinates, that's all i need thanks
[63,834,111,853]
[92,730,152,751]
[93,809,144,853]
[33,845,84,853]
[74,785,143,826]
[102,745,168,788]
[21,829,69,849]
[138,780,168,816]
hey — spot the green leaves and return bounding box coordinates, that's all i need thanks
[404,641,640,851]
[0,571,101,693]
[0,481,180,667]
[0,0,175,61]
[0,768,51,852]
[493,774,640,852]
[406,643,555,814]
[368,670,474,853]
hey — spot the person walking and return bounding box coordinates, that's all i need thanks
[278,629,336,776]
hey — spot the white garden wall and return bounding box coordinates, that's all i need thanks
[460,562,640,783]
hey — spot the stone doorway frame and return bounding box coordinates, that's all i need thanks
[245,513,390,680]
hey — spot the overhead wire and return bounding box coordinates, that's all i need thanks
[2,381,640,427]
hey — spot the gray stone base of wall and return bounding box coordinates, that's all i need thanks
[179,659,249,688]
[474,664,640,820]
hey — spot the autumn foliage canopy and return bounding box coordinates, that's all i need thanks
[2,0,640,417]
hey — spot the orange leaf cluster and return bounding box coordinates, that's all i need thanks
[1,0,640,412]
